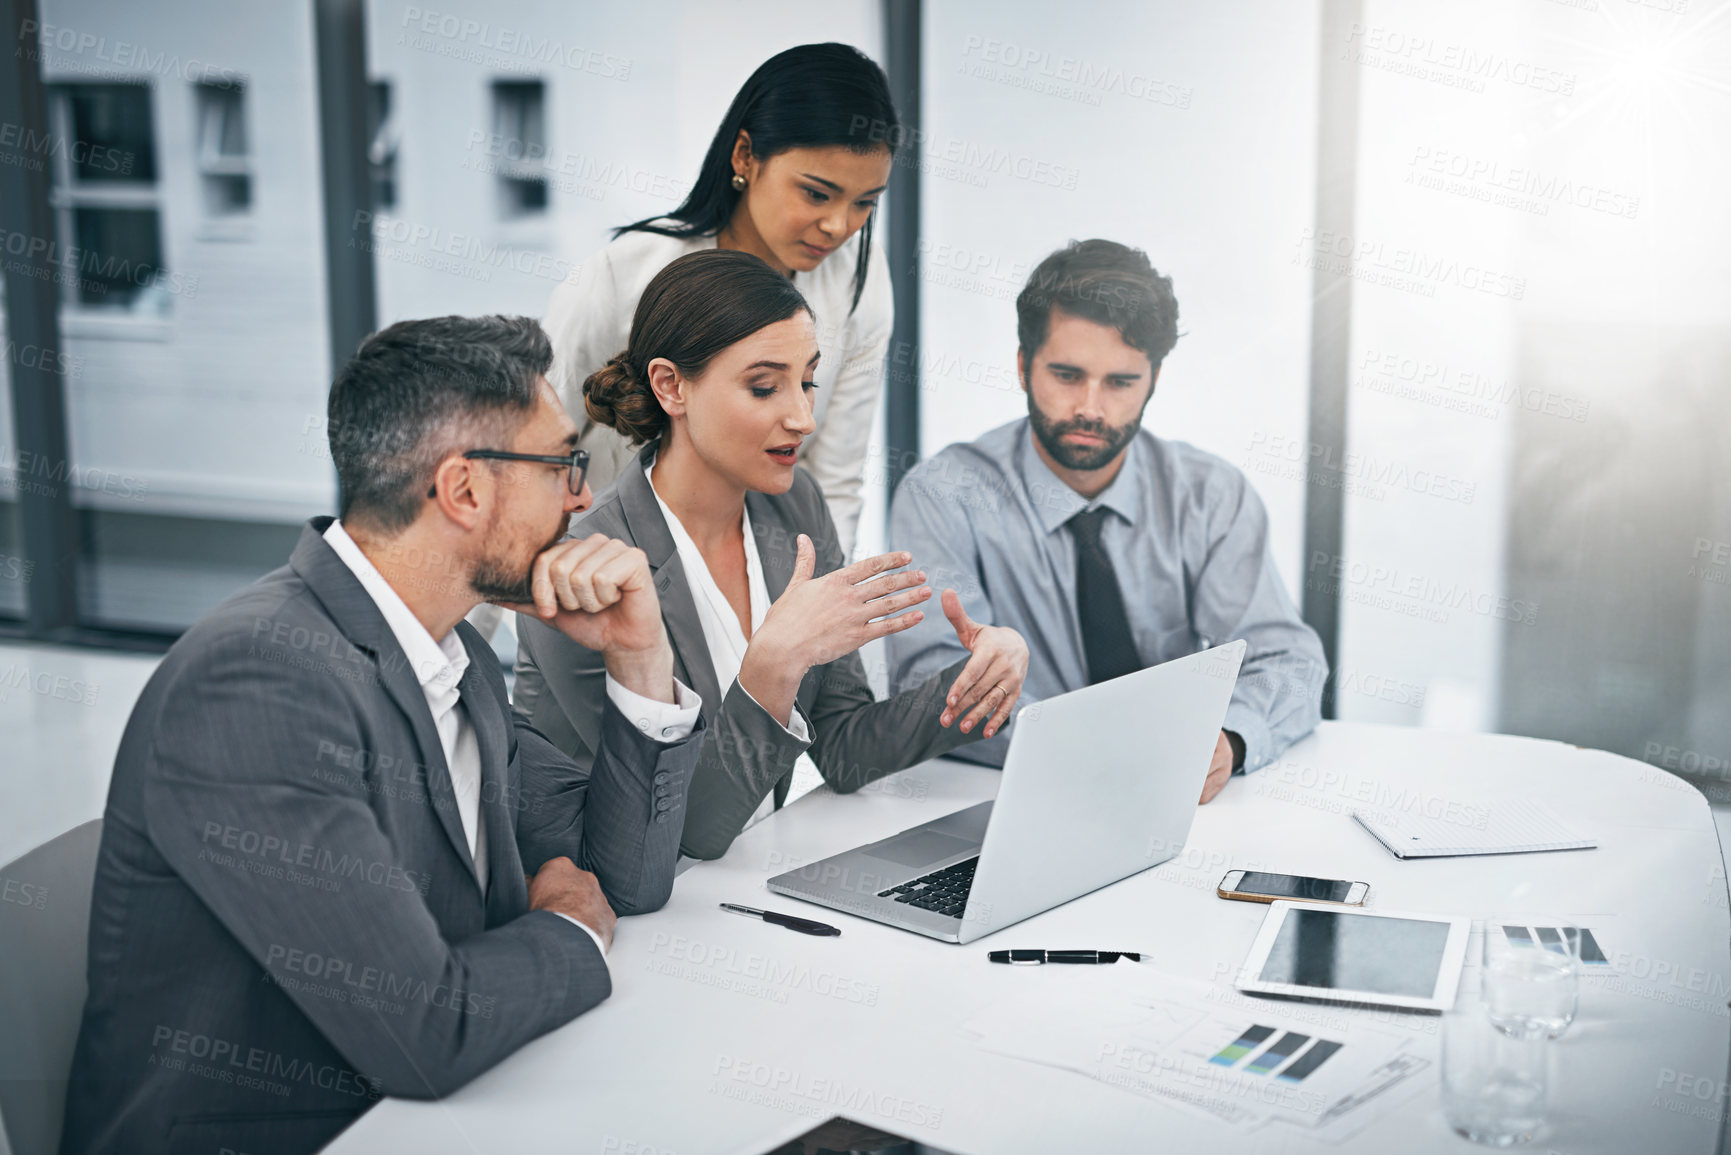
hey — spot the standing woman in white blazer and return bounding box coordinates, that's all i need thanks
[544,42,897,557]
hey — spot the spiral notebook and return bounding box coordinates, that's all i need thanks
[1352,797,1596,859]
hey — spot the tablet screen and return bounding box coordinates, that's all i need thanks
[1258,908,1453,997]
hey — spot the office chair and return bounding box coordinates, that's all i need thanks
[1719,819,1731,1155]
[0,821,102,1155]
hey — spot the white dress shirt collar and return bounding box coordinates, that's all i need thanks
[321,520,470,694]
[323,518,491,899]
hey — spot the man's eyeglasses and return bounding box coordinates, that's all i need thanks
[427,448,590,498]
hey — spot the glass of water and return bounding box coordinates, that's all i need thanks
[1442,996,1548,1146]
[1483,924,1580,1039]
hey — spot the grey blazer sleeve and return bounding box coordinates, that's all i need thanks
[138,633,607,1100]
[518,619,748,858]
[513,698,704,914]
[685,652,978,858]
[515,480,988,863]
[520,621,976,863]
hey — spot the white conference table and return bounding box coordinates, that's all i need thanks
[329,722,1731,1154]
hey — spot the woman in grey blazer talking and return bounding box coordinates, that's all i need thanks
[513,249,1029,860]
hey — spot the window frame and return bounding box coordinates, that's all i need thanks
[192,78,253,220]
[44,81,170,319]
[489,78,549,220]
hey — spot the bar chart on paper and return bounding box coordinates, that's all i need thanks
[962,974,1435,1140]
[1503,924,1610,964]
[1277,1040,1344,1083]
[1207,1024,1346,1082]
[1208,1024,1276,1066]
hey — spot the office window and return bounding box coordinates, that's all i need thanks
[194,80,251,215]
[70,208,164,301]
[0,500,21,620]
[490,79,547,218]
[61,82,157,182]
[367,81,399,210]
[46,83,167,311]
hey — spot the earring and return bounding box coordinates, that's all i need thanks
[731,174,747,191]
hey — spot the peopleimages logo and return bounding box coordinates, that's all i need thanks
[957,36,1193,109]
[0,226,198,301]
[149,1024,381,1100]
[351,211,577,285]
[262,944,497,1018]
[850,117,1082,191]
[1406,145,1640,221]
[0,121,133,176]
[198,821,432,896]
[1353,346,1590,424]
[1244,432,1478,505]
[0,661,100,707]
[1294,228,1525,301]
[1305,552,1539,627]
[0,444,150,502]
[18,19,243,86]
[1343,23,1577,96]
[396,7,631,78]
[711,1055,944,1130]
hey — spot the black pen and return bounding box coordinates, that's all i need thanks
[987,949,1143,965]
[719,903,841,937]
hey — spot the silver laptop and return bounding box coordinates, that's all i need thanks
[766,640,1247,944]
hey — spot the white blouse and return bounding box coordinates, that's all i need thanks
[644,463,825,830]
[545,224,893,555]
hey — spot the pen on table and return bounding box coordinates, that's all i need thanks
[719,903,841,937]
[987,949,1143,965]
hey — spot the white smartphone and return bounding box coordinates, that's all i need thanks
[1217,869,1369,907]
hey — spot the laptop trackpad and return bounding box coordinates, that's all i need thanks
[867,830,977,869]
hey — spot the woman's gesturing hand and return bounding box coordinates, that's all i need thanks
[739,534,931,725]
[938,590,1029,740]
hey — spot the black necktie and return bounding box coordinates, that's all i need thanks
[1067,507,1141,685]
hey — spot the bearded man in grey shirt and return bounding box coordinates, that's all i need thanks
[888,239,1326,802]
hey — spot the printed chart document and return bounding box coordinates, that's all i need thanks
[1470,914,1622,1000]
[958,969,1433,1142]
[1496,921,1611,966]
[1353,796,1596,858]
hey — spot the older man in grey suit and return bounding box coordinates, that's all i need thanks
[61,316,705,1155]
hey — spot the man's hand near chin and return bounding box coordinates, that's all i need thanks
[1199,730,1244,804]
[492,534,677,705]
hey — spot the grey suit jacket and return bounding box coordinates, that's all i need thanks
[513,442,978,861]
[61,518,703,1155]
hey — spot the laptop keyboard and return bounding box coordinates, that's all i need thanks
[877,856,979,919]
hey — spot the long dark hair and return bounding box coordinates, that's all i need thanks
[616,42,897,315]
[584,250,812,446]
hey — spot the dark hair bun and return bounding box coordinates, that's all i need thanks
[583,352,668,446]
[588,250,809,450]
